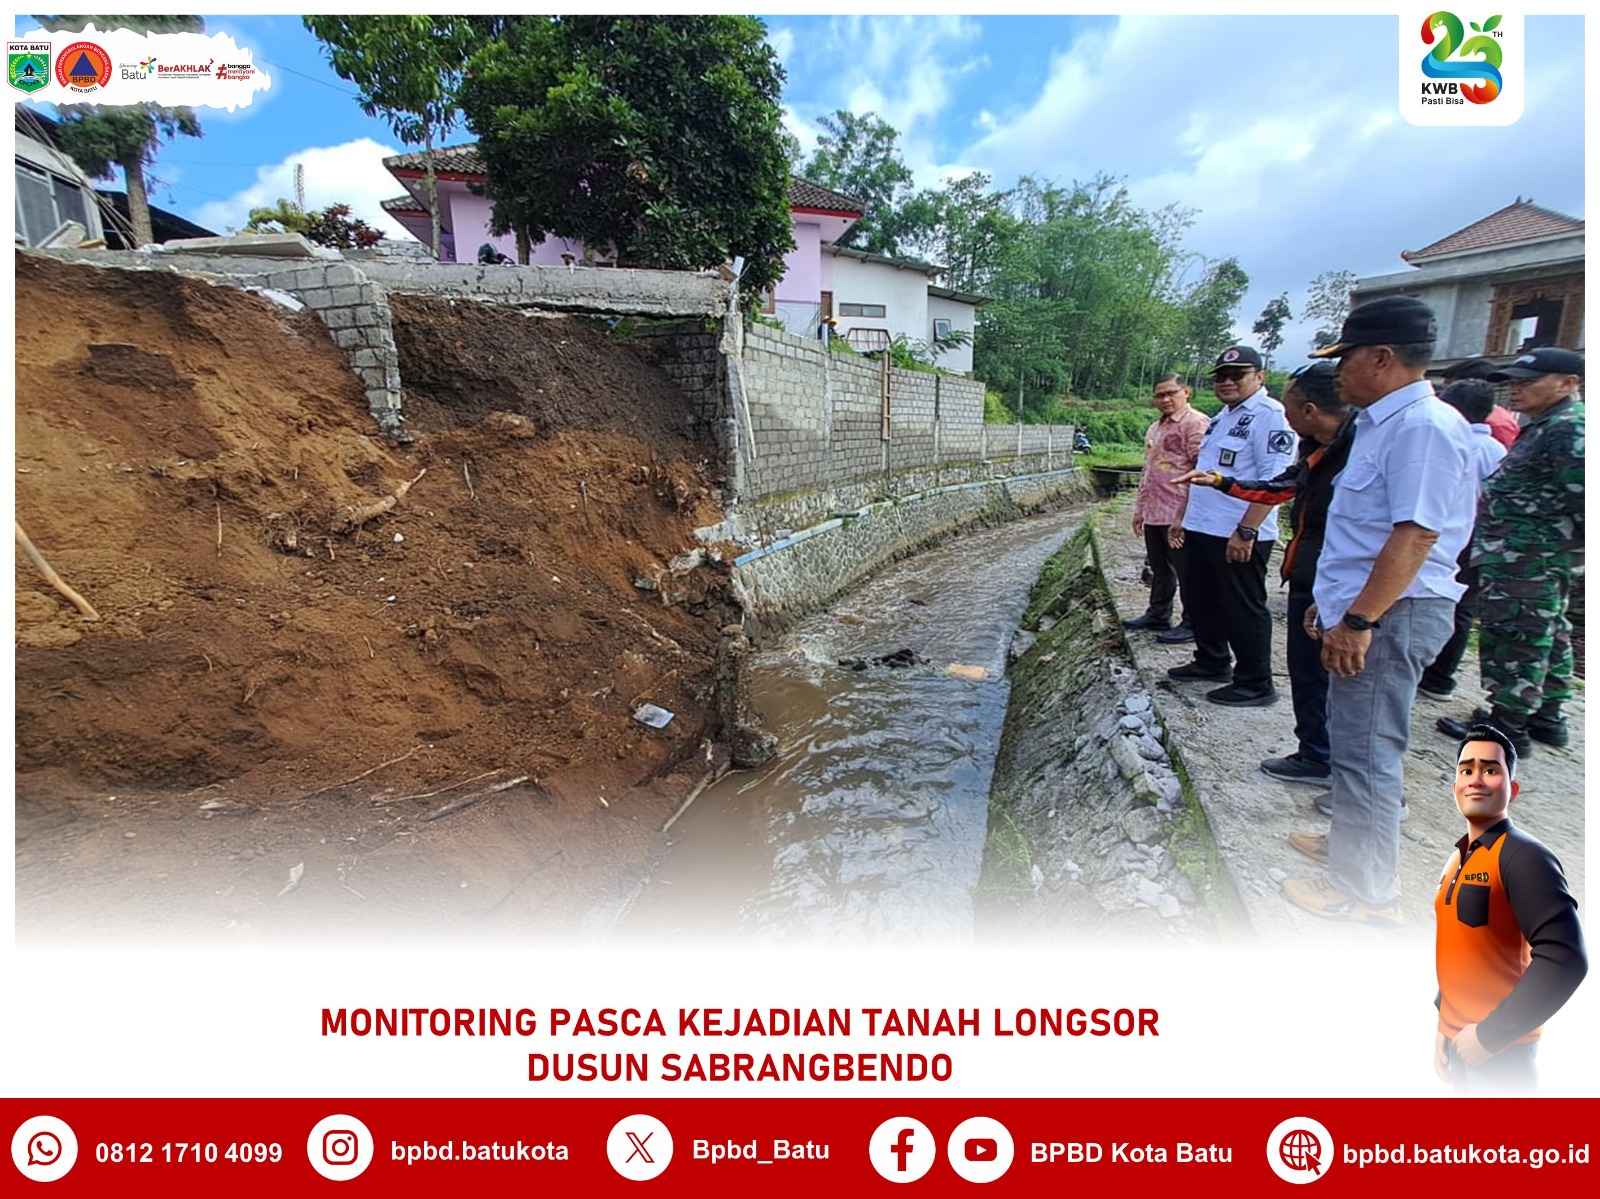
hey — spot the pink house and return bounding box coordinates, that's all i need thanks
[381,145,981,373]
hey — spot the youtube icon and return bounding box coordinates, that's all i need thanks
[948,1118,1014,1182]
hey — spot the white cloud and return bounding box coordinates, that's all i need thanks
[783,14,984,187]
[957,13,1583,350]
[192,137,408,238]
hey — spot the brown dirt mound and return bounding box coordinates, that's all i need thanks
[13,252,733,809]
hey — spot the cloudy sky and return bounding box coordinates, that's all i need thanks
[16,12,1585,355]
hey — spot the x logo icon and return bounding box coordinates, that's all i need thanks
[625,1131,654,1164]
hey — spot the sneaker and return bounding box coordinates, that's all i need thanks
[1168,662,1229,682]
[1260,753,1332,786]
[1529,715,1570,748]
[1205,684,1278,708]
[1281,876,1403,926]
[1416,677,1455,699]
[1314,792,1409,822]
[1288,831,1328,864]
[1155,626,1196,644]
[1122,614,1171,631]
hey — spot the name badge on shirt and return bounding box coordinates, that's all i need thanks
[1219,448,1237,468]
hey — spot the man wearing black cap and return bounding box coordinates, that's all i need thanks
[1281,296,1476,924]
[1438,347,1584,756]
[1166,346,1296,706]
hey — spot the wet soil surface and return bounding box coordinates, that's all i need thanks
[13,253,735,941]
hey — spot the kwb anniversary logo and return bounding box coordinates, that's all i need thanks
[1401,9,1523,126]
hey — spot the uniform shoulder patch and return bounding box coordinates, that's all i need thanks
[1267,430,1294,453]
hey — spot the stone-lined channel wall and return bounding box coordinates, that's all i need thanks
[976,523,1248,942]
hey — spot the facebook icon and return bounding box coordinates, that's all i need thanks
[870,1117,934,1182]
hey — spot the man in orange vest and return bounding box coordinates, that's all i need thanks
[1434,724,1587,1092]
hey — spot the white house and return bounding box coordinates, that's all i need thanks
[380,146,985,373]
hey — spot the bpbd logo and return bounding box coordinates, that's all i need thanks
[1420,12,1503,105]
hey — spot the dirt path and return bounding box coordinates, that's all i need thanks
[1098,494,1585,947]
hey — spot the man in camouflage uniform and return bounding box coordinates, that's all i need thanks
[1438,348,1584,756]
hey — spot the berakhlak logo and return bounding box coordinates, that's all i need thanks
[53,40,111,94]
[1266,1116,1335,1185]
[1421,12,1503,104]
[868,1117,935,1183]
[8,42,51,94]
[1401,9,1522,127]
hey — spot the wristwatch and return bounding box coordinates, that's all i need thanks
[1234,524,1259,541]
[1341,612,1381,632]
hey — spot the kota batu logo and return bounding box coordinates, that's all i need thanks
[8,41,51,94]
[1400,8,1521,127]
[1421,12,1503,105]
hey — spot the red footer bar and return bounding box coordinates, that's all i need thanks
[4,1098,1595,1195]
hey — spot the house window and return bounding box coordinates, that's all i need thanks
[1504,297,1563,353]
[14,162,95,246]
[846,327,891,351]
[933,318,953,340]
[839,302,886,318]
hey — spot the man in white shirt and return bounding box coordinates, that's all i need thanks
[1167,346,1296,706]
[1282,297,1476,924]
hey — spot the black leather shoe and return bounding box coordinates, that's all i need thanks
[1529,715,1569,747]
[1206,684,1278,708]
[1156,626,1196,644]
[1167,662,1229,681]
[1122,614,1170,631]
[1439,712,1532,758]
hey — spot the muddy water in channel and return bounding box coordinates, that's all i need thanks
[621,506,1087,947]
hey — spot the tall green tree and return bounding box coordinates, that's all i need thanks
[1252,293,1292,366]
[303,15,485,260]
[1181,256,1251,381]
[1303,268,1357,349]
[39,14,204,248]
[458,16,794,295]
[801,110,932,256]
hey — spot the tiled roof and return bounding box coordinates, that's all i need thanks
[382,143,486,175]
[788,177,866,214]
[381,195,428,215]
[1402,200,1584,262]
[381,145,866,215]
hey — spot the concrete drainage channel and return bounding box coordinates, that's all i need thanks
[975,523,1249,943]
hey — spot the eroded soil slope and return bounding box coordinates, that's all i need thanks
[14,253,740,936]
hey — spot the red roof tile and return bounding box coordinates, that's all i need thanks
[1402,199,1583,262]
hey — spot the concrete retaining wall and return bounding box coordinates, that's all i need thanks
[729,468,1094,635]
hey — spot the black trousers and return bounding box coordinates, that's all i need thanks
[1183,531,1274,692]
[1421,551,1479,691]
[1141,524,1189,625]
[1286,589,1329,762]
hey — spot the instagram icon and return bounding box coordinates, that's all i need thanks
[308,1115,373,1181]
